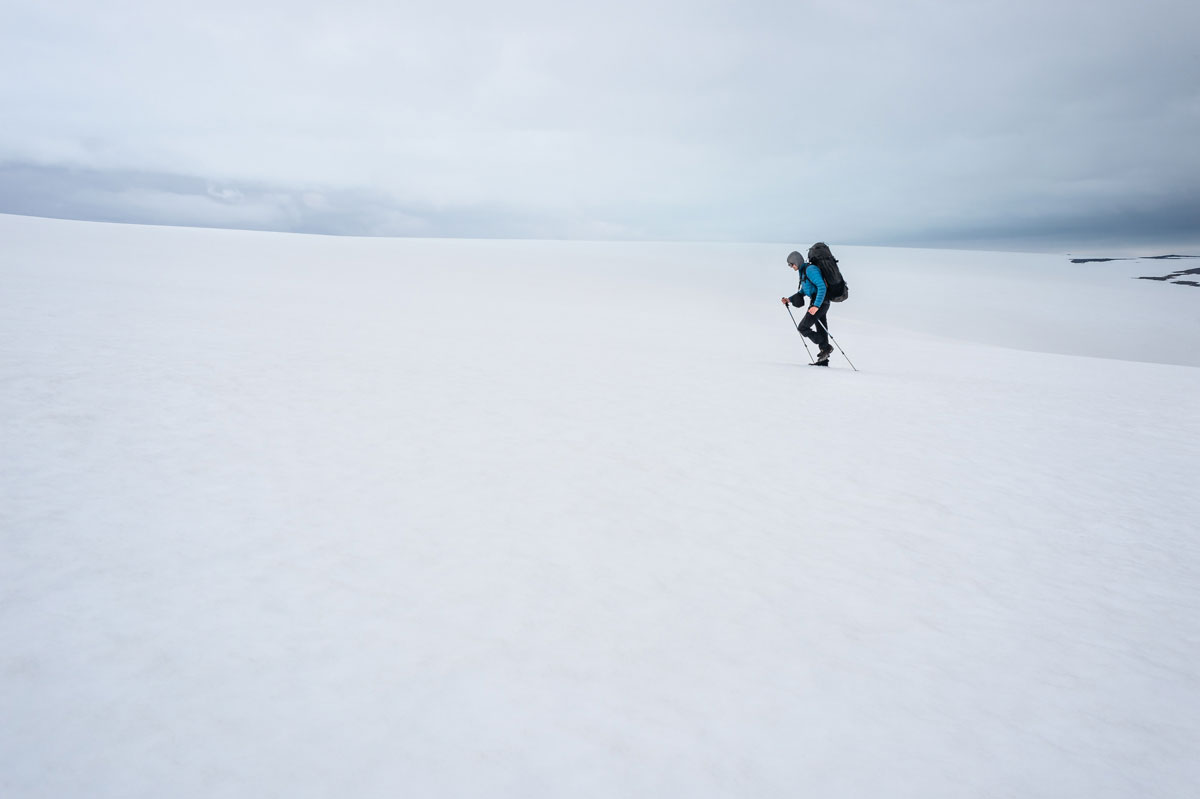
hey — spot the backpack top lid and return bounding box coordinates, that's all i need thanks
[808,242,836,264]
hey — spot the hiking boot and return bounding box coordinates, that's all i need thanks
[817,344,833,362]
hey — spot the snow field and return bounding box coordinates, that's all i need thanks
[2,215,1198,797]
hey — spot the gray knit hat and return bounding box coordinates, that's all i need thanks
[786,251,804,266]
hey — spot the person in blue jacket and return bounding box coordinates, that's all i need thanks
[781,250,834,363]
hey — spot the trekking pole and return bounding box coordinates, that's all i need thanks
[816,319,858,371]
[785,304,815,363]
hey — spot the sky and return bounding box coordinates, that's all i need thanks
[2,0,1198,250]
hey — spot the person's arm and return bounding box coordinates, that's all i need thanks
[807,265,826,308]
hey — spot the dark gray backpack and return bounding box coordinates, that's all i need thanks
[807,242,849,302]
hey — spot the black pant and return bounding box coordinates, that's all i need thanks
[797,303,830,348]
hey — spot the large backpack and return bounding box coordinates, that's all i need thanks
[807,242,849,302]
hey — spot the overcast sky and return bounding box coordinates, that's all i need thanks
[2,0,1198,249]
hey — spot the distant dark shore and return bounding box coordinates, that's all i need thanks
[1068,255,1200,288]
[1069,254,1200,263]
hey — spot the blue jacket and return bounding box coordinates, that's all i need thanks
[789,264,827,307]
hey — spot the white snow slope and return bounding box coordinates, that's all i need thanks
[2,214,1198,798]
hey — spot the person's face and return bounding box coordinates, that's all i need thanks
[789,262,800,271]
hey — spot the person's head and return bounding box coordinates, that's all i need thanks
[786,251,804,271]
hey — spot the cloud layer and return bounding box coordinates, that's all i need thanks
[2,0,1198,248]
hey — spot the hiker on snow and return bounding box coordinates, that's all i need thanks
[782,251,834,364]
